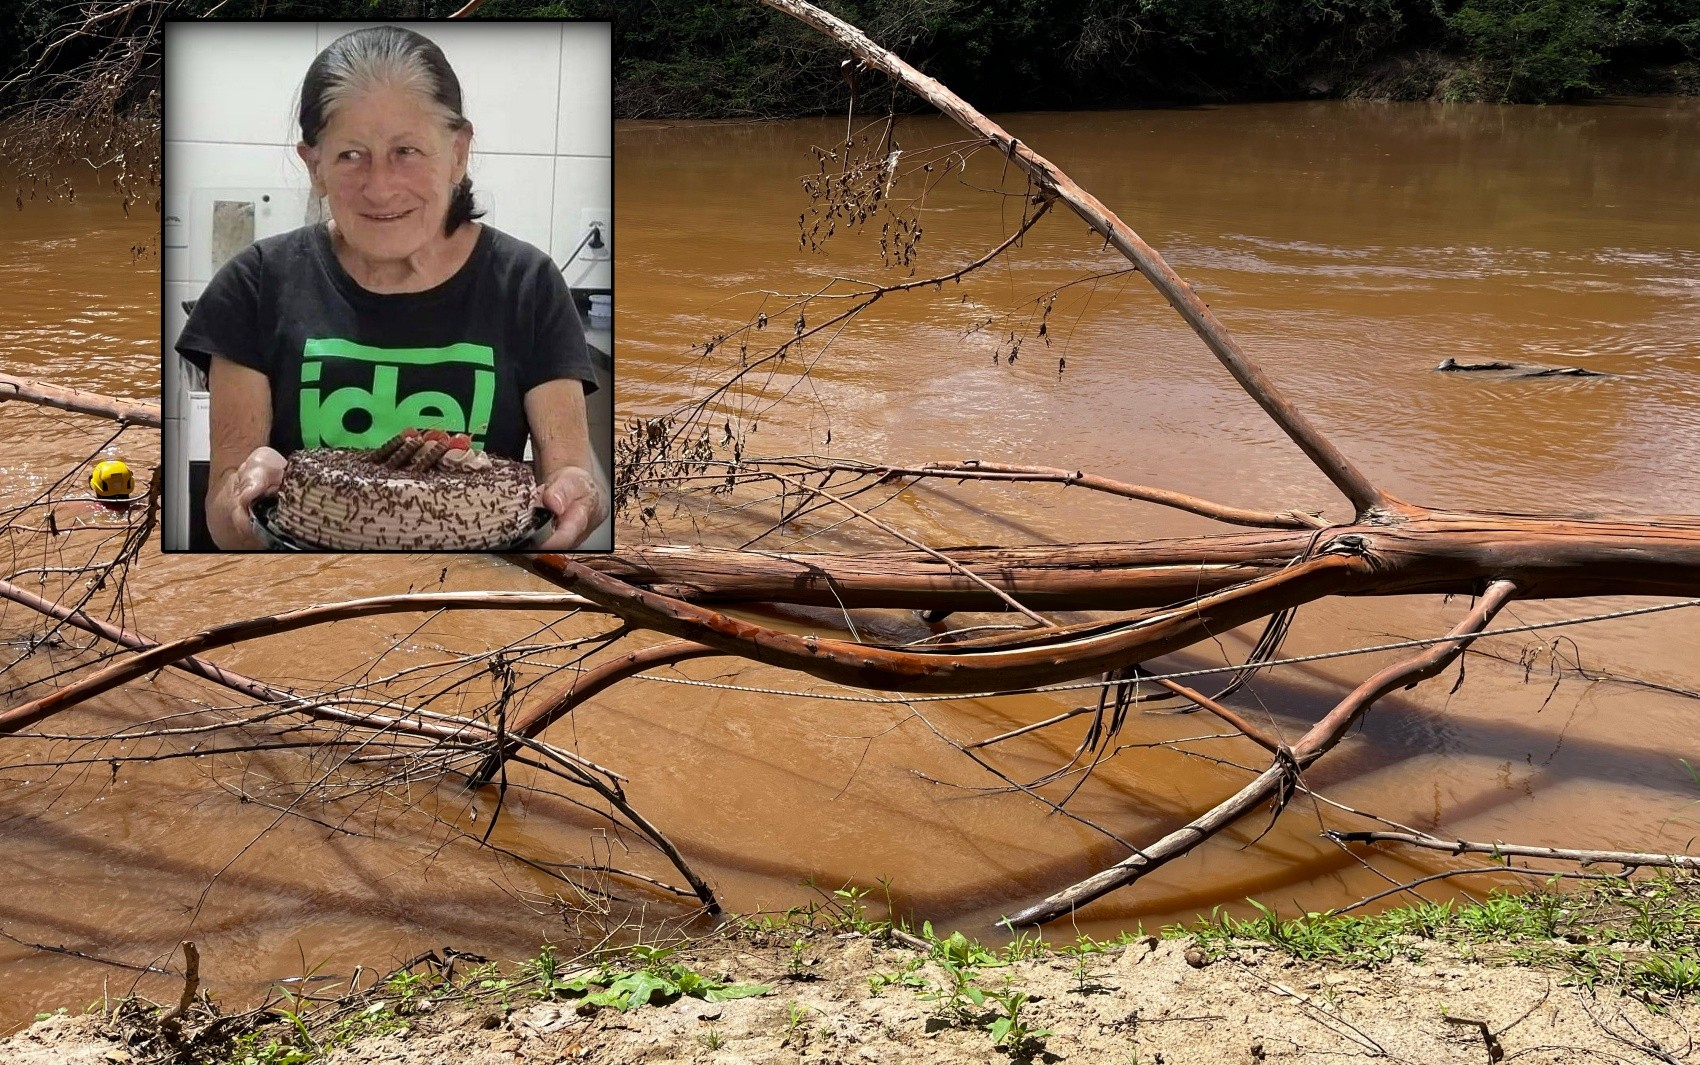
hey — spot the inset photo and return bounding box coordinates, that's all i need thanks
[160,19,612,552]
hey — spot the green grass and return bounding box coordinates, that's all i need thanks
[38,872,1700,1063]
[148,939,772,1065]
[1167,873,1700,999]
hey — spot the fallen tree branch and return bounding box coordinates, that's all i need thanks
[535,554,1366,695]
[0,590,599,735]
[883,459,1326,529]
[0,370,161,426]
[1328,865,1625,916]
[533,510,1700,610]
[1328,830,1700,871]
[760,0,1392,516]
[1,581,718,910]
[467,639,721,786]
[156,941,200,1039]
[1001,579,1520,926]
[760,467,1053,624]
[2,576,294,707]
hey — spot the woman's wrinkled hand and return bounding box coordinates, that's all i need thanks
[534,465,607,551]
[231,446,287,536]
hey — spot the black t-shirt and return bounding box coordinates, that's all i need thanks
[175,223,598,462]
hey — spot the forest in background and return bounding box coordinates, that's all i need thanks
[2,0,1697,121]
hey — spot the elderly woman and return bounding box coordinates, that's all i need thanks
[176,25,605,551]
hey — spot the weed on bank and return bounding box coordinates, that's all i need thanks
[26,872,1700,1063]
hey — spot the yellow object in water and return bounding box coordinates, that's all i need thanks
[91,460,134,499]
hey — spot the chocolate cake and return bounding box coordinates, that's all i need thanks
[271,429,542,550]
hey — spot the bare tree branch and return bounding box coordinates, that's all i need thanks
[758,0,1392,516]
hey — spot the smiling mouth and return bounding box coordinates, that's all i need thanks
[362,208,415,222]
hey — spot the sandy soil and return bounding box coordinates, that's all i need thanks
[5,933,1694,1065]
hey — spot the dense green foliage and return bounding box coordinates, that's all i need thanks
[570,0,1700,113]
[3,0,1697,119]
[1442,0,1700,100]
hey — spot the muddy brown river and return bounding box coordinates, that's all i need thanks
[4,99,1700,1027]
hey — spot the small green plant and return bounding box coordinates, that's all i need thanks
[868,958,928,996]
[986,987,1051,1051]
[477,975,519,1013]
[326,1001,406,1044]
[231,987,322,1065]
[700,1023,724,1051]
[783,1000,814,1045]
[1156,875,1700,1002]
[786,938,811,980]
[463,961,501,983]
[1639,953,1700,995]
[1001,930,1047,962]
[230,1035,316,1065]
[1384,899,1455,940]
[1064,949,1112,996]
[275,997,318,1058]
[553,944,771,1012]
[1177,899,1419,965]
[1457,894,1534,939]
[834,885,869,924]
[916,926,1002,1020]
[919,963,985,1018]
[525,944,610,1001]
[384,968,432,1013]
[820,882,891,935]
[932,927,1001,968]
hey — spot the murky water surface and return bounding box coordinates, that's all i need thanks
[4,100,1700,1026]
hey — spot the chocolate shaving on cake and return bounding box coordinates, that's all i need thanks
[406,440,449,472]
[371,434,409,464]
[384,437,425,470]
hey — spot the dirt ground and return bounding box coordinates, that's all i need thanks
[5,932,1695,1065]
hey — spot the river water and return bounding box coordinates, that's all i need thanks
[3,99,1700,1026]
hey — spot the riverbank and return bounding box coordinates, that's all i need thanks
[600,0,1700,118]
[618,52,1700,120]
[5,875,1696,1064]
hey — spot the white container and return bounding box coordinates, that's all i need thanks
[588,293,611,326]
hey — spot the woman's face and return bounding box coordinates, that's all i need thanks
[298,85,472,262]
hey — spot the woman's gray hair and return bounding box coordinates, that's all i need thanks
[298,25,483,234]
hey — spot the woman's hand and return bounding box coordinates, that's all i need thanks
[205,356,277,550]
[534,464,607,551]
[209,446,285,551]
[524,378,607,551]
[232,445,287,519]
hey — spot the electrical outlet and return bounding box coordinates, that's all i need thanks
[576,207,611,261]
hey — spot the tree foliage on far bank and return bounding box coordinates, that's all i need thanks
[2,0,1697,132]
[563,0,1700,115]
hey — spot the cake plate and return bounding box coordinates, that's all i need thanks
[250,497,556,552]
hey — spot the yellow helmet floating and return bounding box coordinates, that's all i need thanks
[91,460,134,500]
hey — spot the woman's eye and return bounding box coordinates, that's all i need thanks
[395,146,420,157]
[337,150,364,163]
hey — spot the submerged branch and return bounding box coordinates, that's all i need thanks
[533,554,1366,695]
[0,591,600,736]
[0,372,162,427]
[467,639,721,787]
[1002,579,1521,926]
[1329,830,1700,872]
[868,460,1327,529]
